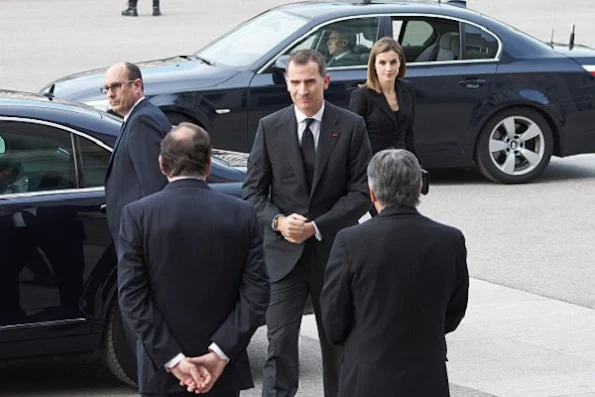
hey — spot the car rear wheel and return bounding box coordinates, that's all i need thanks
[101,300,137,387]
[475,108,553,183]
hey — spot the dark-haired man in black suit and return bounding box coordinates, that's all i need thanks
[242,49,372,397]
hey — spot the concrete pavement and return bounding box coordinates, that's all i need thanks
[301,278,595,397]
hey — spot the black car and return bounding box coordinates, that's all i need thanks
[41,0,595,183]
[0,90,244,385]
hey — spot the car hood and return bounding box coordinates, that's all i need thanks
[39,55,238,103]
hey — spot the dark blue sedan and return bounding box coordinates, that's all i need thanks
[0,90,244,385]
[41,0,595,183]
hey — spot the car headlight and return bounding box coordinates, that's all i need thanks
[83,98,110,112]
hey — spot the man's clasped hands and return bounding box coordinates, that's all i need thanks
[276,213,316,244]
[170,352,227,394]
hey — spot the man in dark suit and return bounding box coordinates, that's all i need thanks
[103,62,171,247]
[242,49,372,397]
[320,149,469,397]
[118,123,270,397]
[326,29,360,67]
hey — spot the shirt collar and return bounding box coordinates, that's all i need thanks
[168,175,206,182]
[123,96,145,122]
[334,51,351,60]
[294,102,325,125]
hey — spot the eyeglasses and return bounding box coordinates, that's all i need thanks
[100,80,135,94]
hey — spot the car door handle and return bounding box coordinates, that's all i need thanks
[100,203,107,214]
[459,78,487,89]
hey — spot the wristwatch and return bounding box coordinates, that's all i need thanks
[272,215,282,231]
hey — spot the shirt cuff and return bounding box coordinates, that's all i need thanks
[164,352,185,370]
[312,221,322,241]
[209,342,230,363]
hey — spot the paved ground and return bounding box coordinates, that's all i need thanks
[1,1,595,396]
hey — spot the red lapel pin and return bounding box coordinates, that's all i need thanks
[332,132,339,138]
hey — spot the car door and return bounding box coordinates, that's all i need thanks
[391,16,499,167]
[0,119,108,343]
[246,16,382,146]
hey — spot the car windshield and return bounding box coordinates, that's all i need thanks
[195,9,309,68]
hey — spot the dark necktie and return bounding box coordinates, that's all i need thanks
[300,118,316,192]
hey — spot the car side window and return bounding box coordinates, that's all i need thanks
[394,17,459,63]
[76,136,110,188]
[284,17,380,68]
[401,20,434,47]
[463,23,499,60]
[0,121,76,196]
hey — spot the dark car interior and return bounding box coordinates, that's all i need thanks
[0,123,77,194]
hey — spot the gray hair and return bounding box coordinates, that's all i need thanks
[367,149,421,207]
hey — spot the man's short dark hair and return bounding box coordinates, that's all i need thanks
[288,49,327,77]
[160,122,212,178]
[124,62,143,90]
[332,28,356,49]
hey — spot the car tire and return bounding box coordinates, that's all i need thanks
[101,300,137,387]
[475,107,553,183]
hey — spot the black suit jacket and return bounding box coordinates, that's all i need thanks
[320,206,469,397]
[117,179,270,394]
[349,79,416,156]
[242,102,372,282]
[105,98,171,242]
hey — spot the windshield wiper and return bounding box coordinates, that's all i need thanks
[178,54,214,66]
[193,55,214,66]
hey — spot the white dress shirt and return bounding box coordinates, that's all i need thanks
[271,104,325,241]
[123,96,145,121]
[294,102,325,151]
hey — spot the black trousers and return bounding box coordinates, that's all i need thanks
[261,242,340,397]
[129,0,160,7]
[141,392,239,397]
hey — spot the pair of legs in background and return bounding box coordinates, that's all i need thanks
[262,242,340,397]
[122,0,161,17]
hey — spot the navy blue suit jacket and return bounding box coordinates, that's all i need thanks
[117,179,270,394]
[105,98,171,243]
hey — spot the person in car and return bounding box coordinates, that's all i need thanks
[0,158,22,194]
[326,29,360,67]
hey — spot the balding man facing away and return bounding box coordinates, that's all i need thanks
[118,123,270,397]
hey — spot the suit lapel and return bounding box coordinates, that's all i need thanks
[279,106,309,194]
[310,102,340,198]
[371,87,398,128]
[105,99,148,181]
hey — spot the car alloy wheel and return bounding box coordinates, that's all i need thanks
[476,108,553,183]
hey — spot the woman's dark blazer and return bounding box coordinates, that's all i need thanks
[349,78,416,156]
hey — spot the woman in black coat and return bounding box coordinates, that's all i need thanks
[349,37,417,157]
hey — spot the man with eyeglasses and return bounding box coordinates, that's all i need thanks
[103,62,171,252]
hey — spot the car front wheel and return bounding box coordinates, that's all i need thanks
[475,108,553,183]
[101,300,137,387]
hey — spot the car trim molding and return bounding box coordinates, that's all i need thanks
[258,12,502,74]
[0,318,87,331]
[0,187,104,200]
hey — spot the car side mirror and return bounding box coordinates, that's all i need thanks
[272,55,290,85]
[273,55,290,71]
